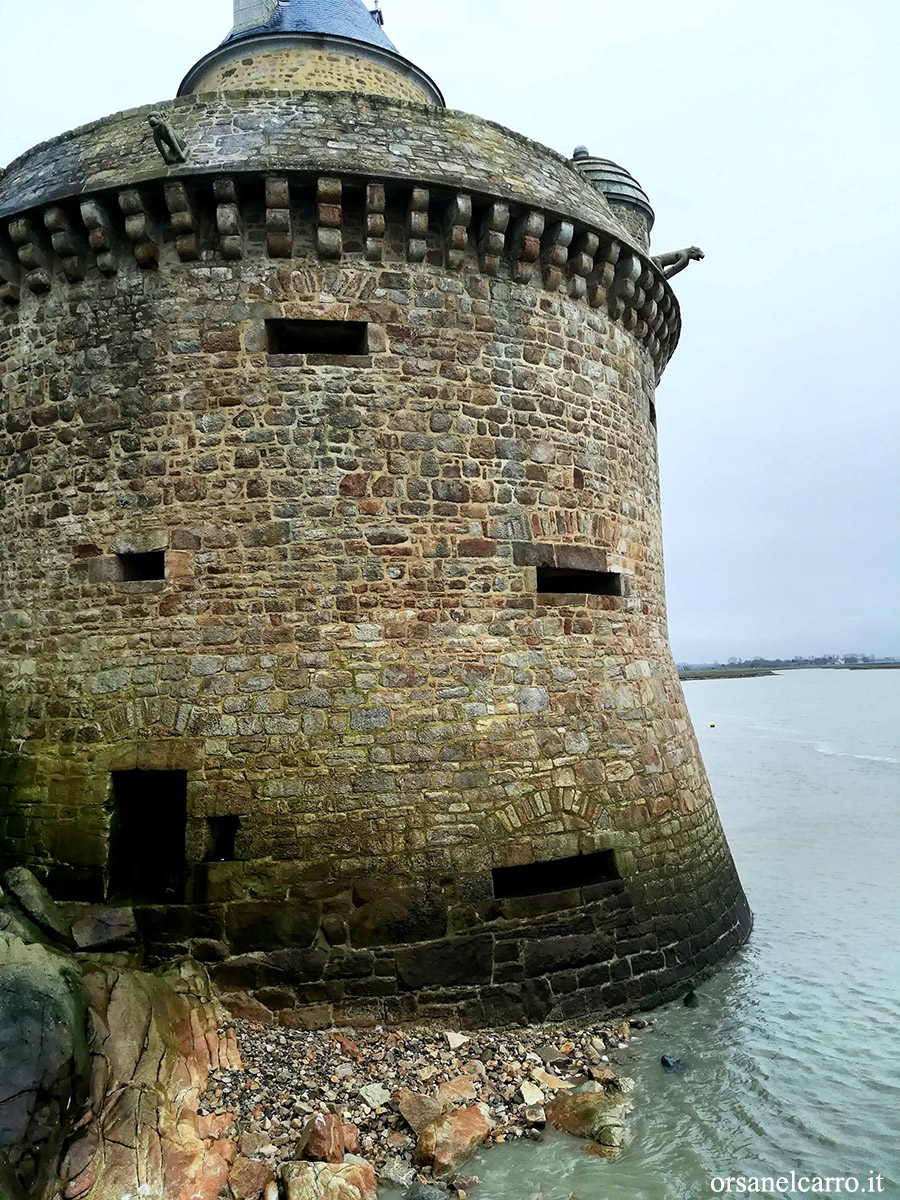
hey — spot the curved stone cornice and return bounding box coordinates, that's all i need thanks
[0,94,682,376]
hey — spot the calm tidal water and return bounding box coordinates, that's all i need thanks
[431,669,900,1199]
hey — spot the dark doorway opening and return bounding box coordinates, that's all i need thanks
[206,815,240,861]
[266,318,369,356]
[108,771,188,902]
[116,551,166,581]
[536,566,623,597]
[492,849,620,899]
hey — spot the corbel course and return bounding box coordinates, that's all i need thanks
[164,183,201,262]
[214,178,243,260]
[8,217,52,294]
[317,177,343,261]
[80,198,120,276]
[119,189,160,267]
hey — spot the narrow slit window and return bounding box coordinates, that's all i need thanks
[109,770,188,902]
[492,849,620,899]
[536,566,623,597]
[266,319,369,357]
[206,815,240,862]
[117,551,166,581]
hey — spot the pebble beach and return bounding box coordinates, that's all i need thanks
[199,1017,649,1195]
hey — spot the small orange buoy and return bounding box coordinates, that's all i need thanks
[710,723,716,728]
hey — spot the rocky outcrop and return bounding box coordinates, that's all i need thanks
[0,869,242,1200]
[0,934,92,1198]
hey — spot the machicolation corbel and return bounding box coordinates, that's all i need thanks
[8,217,52,295]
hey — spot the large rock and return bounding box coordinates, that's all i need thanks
[2,867,72,947]
[404,1184,449,1200]
[546,1085,629,1148]
[396,1087,444,1134]
[436,1076,478,1107]
[0,898,51,947]
[379,1156,416,1190]
[229,1155,276,1199]
[297,1113,344,1163]
[80,1081,236,1200]
[414,1105,494,1177]
[72,958,241,1198]
[70,907,139,952]
[282,1159,377,1200]
[0,934,92,1197]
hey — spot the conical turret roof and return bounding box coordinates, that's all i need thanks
[224,0,399,53]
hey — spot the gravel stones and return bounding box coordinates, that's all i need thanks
[199,1015,645,1186]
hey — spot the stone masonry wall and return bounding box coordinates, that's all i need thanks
[193,47,434,103]
[0,95,750,1027]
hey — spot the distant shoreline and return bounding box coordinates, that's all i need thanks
[679,663,900,681]
[679,668,776,680]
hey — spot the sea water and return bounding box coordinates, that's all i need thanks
[397,669,900,1199]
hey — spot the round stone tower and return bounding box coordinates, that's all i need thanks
[0,0,751,1026]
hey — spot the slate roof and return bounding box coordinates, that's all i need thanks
[225,0,399,53]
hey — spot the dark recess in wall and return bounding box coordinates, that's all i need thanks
[492,849,620,899]
[536,566,623,597]
[108,771,188,902]
[266,319,369,356]
[116,551,166,581]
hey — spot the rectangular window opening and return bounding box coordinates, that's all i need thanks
[206,815,240,862]
[116,551,166,581]
[536,566,623,597]
[109,770,187,902]
[492,849,620,899]
[266,319,369,357]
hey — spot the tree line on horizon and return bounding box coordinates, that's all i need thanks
[676,654,899,671]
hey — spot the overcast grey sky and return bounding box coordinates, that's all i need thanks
[3,0,898,662]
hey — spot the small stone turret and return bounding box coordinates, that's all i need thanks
[571,147,655,252]
[180,0,444,104]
